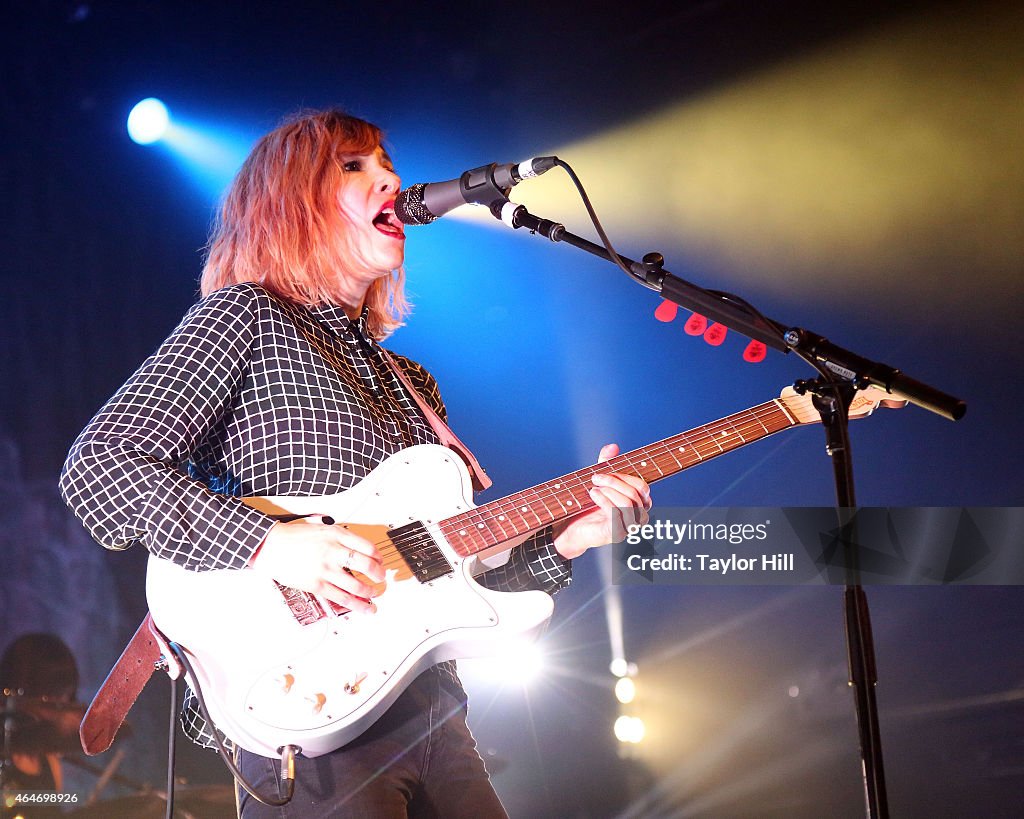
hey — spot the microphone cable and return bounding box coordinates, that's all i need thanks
[548,157,787,341]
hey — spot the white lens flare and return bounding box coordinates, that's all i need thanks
[613,715,646,744]
[127,98,170,145]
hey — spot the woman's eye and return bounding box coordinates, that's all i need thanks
[342,160,362,172]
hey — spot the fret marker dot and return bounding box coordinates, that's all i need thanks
[566,500,573,506]
[477,523,485,529]
[459,530,466,536]
[521,506,527,512]
[721,431,728,437]
[498,515,506,521]
[678,447,685,452]
[640,461,647,467]
[554,483,560,489]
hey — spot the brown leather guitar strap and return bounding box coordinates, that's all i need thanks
[79,613,164,755]
[380,349,492,492]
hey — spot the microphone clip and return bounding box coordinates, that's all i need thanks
[458,162,516,209]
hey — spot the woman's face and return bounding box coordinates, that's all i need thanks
[334,147,406,284]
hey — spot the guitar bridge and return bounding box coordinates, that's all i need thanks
[276,581,328,625]
[388,521,453,583]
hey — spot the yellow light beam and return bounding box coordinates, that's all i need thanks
[469,1,1023,318]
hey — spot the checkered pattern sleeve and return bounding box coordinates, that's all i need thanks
[59,286,276,571]
[387,353,572,595]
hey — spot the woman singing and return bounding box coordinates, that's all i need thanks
[60,109,650,818]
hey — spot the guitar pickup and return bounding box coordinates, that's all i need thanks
[388,521,452,583]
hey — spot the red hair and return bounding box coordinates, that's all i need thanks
[201,110,409,339]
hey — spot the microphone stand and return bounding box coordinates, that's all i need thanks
[490,200,966,819]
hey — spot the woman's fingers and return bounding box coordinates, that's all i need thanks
[252,519,388,610]
[330,528,386,583]
[318,567,380,613]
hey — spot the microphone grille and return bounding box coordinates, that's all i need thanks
[394,184,437,226]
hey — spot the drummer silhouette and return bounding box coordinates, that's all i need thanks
[1,633,80,807]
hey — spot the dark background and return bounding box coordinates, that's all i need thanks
[2,1,1021,816]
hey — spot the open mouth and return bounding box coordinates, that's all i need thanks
[372,202,405,239]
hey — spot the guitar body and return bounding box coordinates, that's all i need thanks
[146,444,554,759]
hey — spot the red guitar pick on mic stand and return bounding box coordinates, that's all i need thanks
[653,301,763,362]
[703,322,727,346]
[654,300,678,322]
[743,340,767,362]
[683,312,707,335]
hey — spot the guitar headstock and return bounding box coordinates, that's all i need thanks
[779,385,907,425]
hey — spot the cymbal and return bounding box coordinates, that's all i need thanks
[1,696,87,755]
[67,785,236,818]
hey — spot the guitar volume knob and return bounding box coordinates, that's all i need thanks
[344,672,368,695]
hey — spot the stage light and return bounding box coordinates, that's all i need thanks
[127,98,170,145]
[614,715,646,744]
[492,639,544,684]
[609,658,638,678]
[615,676,637,704]
[460,638,545,687]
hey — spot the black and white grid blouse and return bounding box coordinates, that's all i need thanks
[60,282,572,745]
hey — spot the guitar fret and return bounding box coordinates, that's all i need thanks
[724,416,746,442]
[684,431,705,460]
[695,430,720,457]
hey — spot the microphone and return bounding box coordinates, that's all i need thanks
[394,156,557,226]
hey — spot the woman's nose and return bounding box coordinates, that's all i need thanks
[378,171,399,194]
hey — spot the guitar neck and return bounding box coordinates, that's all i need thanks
[439,398,799,559]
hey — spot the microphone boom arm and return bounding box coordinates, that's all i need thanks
[493,200,965,422]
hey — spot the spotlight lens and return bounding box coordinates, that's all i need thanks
[609,658,629,678]
[613,715,646,744]
[127,98,169,144]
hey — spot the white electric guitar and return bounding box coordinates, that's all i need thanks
[146,386,899,758]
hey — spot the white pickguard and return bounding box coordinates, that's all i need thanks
[146,445,554,758]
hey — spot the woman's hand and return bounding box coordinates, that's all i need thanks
[249,519,385,613]
[552,444,652,559]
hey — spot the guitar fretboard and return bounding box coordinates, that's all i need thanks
[438,398,797,558]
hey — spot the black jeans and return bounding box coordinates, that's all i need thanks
[236,670,507,818]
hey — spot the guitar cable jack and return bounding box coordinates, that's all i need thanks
[279,744,298,786]
[166,640,297,807]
